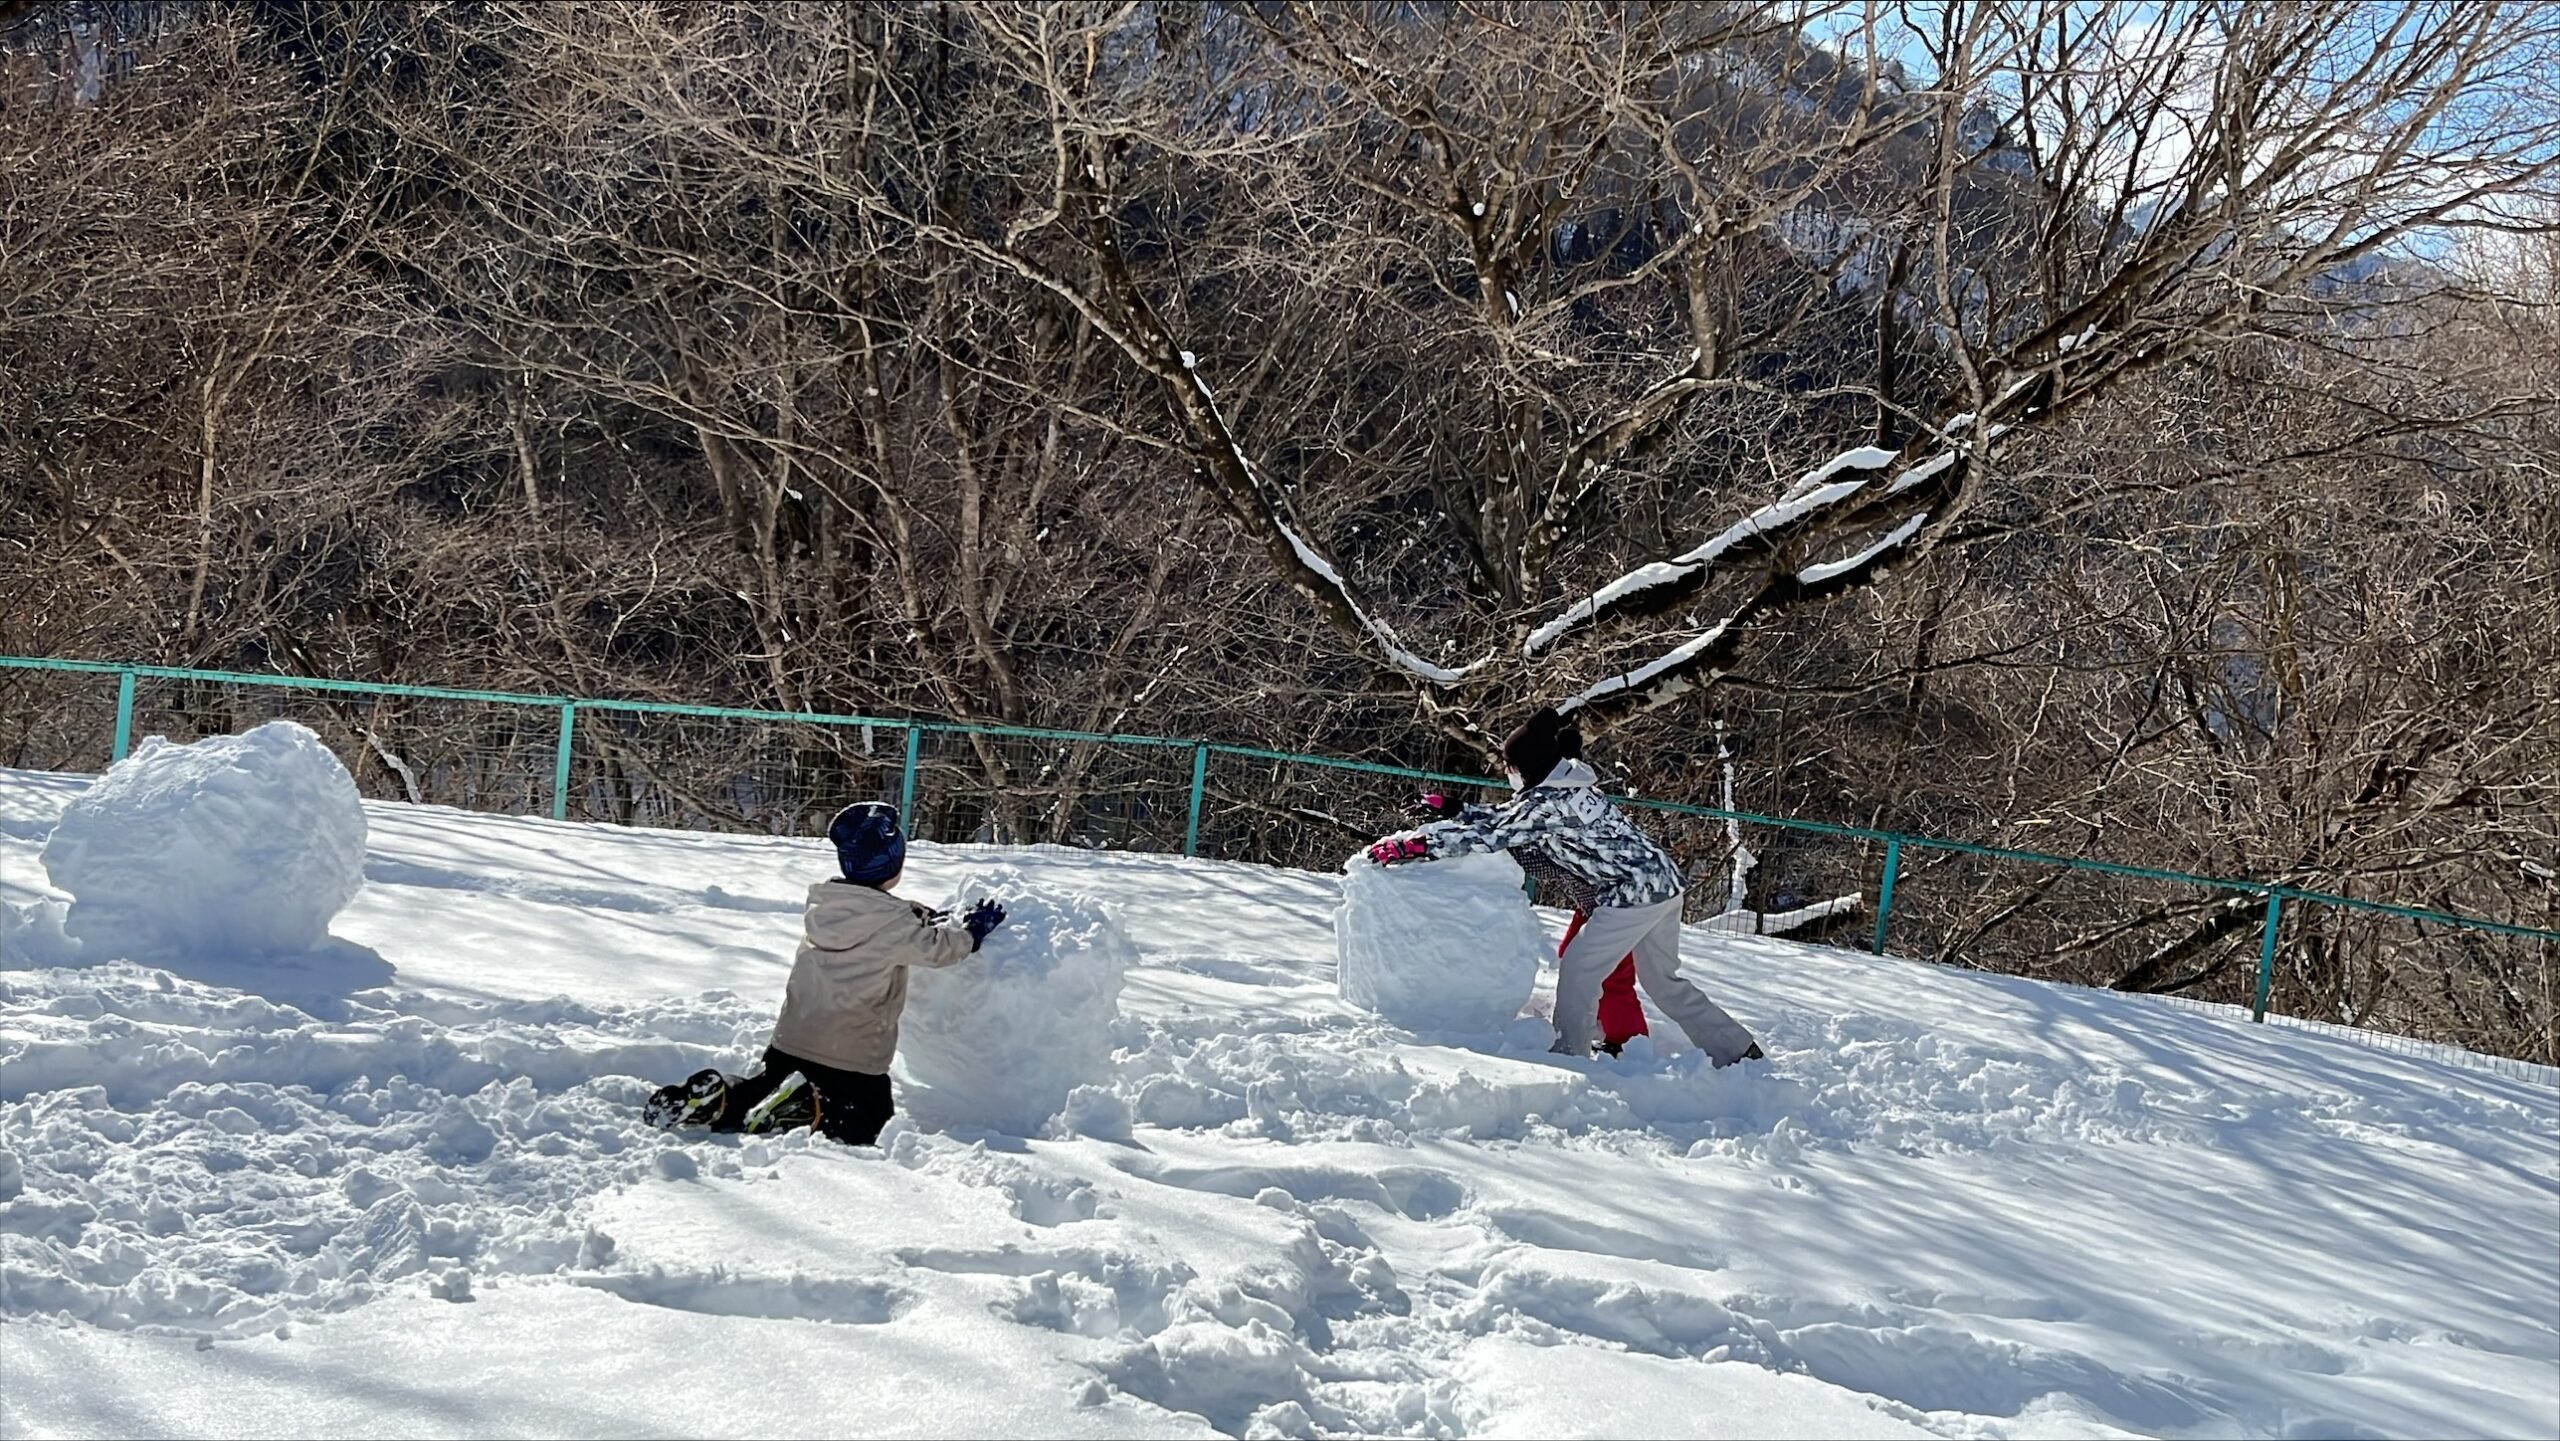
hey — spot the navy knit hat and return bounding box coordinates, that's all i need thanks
[828,802,906,884]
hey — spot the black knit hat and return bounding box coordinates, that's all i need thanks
[1501,707,1581,789]
[827,801,906,884]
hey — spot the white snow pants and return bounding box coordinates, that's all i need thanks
[1553,897,1757,1064]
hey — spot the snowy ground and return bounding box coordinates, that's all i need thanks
[3,766,2555,1440]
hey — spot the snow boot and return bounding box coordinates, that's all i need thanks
[644,1067,732,1129]
[645,1067,821,1133]
[739,1071,820,1134]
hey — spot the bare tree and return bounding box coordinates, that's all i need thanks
[823,2,2558,737]
[4,1,2551,1056]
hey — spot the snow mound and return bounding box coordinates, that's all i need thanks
[2,898,82,968]
[1335,850,1544,1032]
[899,865,1132,1133]
[40,721,367,965]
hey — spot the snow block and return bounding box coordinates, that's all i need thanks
[40,721,368,965]
[900,865,1132,1133]
[1335,849,1544,1032]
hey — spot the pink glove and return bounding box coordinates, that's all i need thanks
[1367,836,1430,865]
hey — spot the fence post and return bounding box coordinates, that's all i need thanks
[1871,836,1901,955]
[111,669,137,763]
[549,703,577,821]
[1184,744,1210,857]
[2252,889,2284,1023]
[899,725,921,829]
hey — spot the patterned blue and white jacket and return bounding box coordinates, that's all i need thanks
[1416,759,1686,910]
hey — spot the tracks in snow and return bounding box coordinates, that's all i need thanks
[1,960,2513,1439]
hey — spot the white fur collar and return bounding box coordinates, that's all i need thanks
[1525,758,1597,791]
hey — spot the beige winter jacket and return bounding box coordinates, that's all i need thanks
[768,881,976,1074]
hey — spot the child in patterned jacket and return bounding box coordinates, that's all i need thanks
[1373,708,1763,1066]
[1406,719,1649,1053]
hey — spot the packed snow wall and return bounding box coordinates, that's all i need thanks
[899,865,1133,1132]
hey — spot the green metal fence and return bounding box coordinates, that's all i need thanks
[5,655,2554,1050]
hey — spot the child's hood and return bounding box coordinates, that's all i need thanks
[801,879,927,949]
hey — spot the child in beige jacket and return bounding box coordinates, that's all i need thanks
[646,802,1003,1143]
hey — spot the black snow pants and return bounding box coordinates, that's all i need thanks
[715,1045,897,1146]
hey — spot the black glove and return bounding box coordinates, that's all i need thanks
[1402,791,1463,822]
[963,899,1006,950]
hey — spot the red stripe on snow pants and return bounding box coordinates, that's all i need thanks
[1560,909,1649,1046]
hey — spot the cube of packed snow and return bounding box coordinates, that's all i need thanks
[40,721,367,965]
[899,865,1132,1132]
[1335,849,1544,1032]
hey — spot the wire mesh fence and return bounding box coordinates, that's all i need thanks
[1879,849,2256,985]
[122,674,559,815]
[0,664,115,772]
[907,727,1194,851]
[4,655,2554,1065]
[1630,803,1882,933]
[2268,905,2557,1066]
[1193,750,1510,872]
[568,709,900,834]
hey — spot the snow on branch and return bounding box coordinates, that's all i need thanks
[1034,167,1495,695]
[1717,721,1752,916]
[1692,719,1859,936]
[1524,443,1911,658]
[1274,519,1476,684]
[1797,511,1929,585]
[1886,450,1957,494]
[1555,618,1733,715]
[1520,348,2072,674]
[1181,352,1483,686]
[1778,444,1900,503]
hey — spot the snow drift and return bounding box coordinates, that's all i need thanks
[898,865,1133,1133]
[1335,850,1545,1032]
[38,721,367,965]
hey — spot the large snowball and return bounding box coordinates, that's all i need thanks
[41,721,367,964]
[899,865,1132,1133]
[1335,849,1545,1032]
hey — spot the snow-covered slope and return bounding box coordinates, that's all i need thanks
[3,768,2554,1440]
